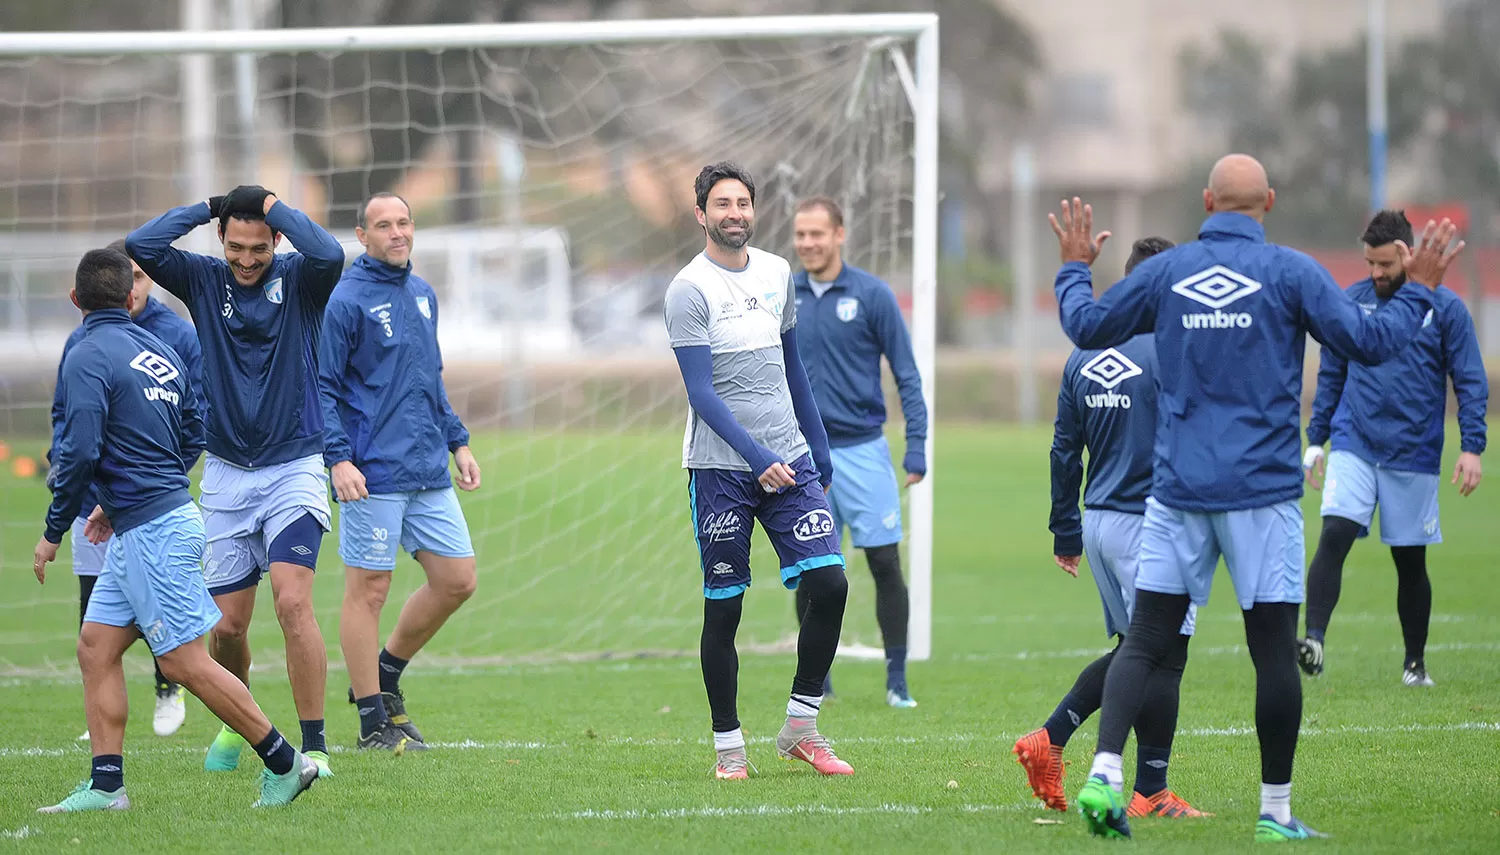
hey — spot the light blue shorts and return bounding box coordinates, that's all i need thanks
[83,502,221,656]
[1321,450,1441,546]
[1136,497,1305,609]
[70,516,108,576]
[1083,509,1197,638]
[826,436,903,548]
[200,453,331,593]
[337,487,475,571]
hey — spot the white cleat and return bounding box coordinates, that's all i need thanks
[1402,664,1435,687]
[76,728,90,742]
[153,683,187,736]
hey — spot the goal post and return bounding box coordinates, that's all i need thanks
[0,13,938,665]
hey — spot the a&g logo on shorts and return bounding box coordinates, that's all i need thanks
[792,509,835,542]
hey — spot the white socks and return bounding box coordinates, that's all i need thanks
[713,729,745,753]
[786,693,822,720]
[1261,782,1292,824]
[1089,752,1125,791]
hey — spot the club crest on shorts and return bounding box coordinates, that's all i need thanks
[415,296,431,319]
[263,277,284,304]
[836,297,859,322]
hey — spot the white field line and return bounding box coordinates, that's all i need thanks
[552,803,1035,821]
[3,721,1495,759]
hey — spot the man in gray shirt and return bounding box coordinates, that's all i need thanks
[665,161,851,780]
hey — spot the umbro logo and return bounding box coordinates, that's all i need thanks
[1171,265,1263,309]
[711,561,735,576]
[129,350,179,385]
[1079,349,1142,390]
[290,545,312,556]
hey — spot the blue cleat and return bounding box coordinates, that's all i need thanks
[1255,814,1329,842]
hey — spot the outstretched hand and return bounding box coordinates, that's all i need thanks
[1395,218,1464,288]
[1048,197,1111,266]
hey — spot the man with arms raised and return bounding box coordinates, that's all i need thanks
[319,192,481,751]
[665,162,852,779]
[35,248,316,812]
[1050,154,1459,841]
[127,185,343,775]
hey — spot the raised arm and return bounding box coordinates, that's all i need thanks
[125,202,215,303]
[265,199,345,306]
[1298,259,1429,366]
[872,283,928,478]
[1048,360,1085,559]
[43,347,109,543]
[316,300,357,469]
[1050,198,1160,349]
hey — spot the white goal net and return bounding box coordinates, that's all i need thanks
[0,14,937,675]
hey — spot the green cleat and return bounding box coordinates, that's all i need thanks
[1255,814,1328,842]
[204,724,247,772]
[37,780,130,813]
[305,750,334,779]
[252,752,318,808]
[1077,774,1131,839]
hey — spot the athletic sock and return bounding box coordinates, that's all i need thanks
[251,727,296,776]
[1260,782,1292,825]
[299,719,326,754]
[378,648,410,694]
[355,693,388,738]
[713,729,745,752]
[91,754,123,792]
[1088,752,1124,791]
[1134,745,1171,796]
[786,693,822,721]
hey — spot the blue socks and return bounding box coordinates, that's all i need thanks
[300,719,326,754]
[356,693,388,737]
[91,754,123,792]
[251,727,296,776]
[378,648,410,694]
[1135,745,1171,796]
[885,645,908,693]
[1044,692,1087,746]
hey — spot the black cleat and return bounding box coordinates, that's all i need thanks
[1297,637,1324,677]
[356,720,426,753]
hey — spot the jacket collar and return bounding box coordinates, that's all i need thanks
[794,263,851,292]
[353,252,412,286]
[1198,211,1266,243]
[133,295,169,324]
[83,308,132,329]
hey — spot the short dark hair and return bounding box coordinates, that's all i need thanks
[795,195,844,228]
[1361,209,1413,248]
[358,192,412,229]
[217,209,272,240]
[1125,236,1175,275]
[694,161,755,212]
[75,247,134,311]
[106,237,127,254]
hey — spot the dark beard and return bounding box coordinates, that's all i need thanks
[708,220,752,250]
[1374,272,1407,299]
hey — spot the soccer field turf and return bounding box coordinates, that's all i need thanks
[0,424,1496,852]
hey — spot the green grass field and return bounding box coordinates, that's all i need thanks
[1,425,1497,852]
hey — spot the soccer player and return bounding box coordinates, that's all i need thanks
[1016,236,1208,820]
[48,239,203,741]
[34,248,317,812]
[319,192,480,751]
[1050,154,1460,841]
[1299,210,1487,686]
[665,162,852,779]
[126,186,344,775]
[790,195,927,708]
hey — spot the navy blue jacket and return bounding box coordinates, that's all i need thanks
[44,309,204,543]
[1050,335,1159,556]
[318,254,470,494]
[1308,281,1488,474]
[793,264,927,474]
[125,200,344,468]
[48,296,204,517]
[1056,212,1433,512]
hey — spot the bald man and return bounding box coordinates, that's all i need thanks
[1047,154,1464,842]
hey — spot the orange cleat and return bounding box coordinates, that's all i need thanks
[1126,789,1212,818]
[775,722,854,776]
[714,748,752,780]
[1012,728,1068,811]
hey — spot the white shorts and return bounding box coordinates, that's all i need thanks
[70,516,109,576]
[200,453,331,595]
